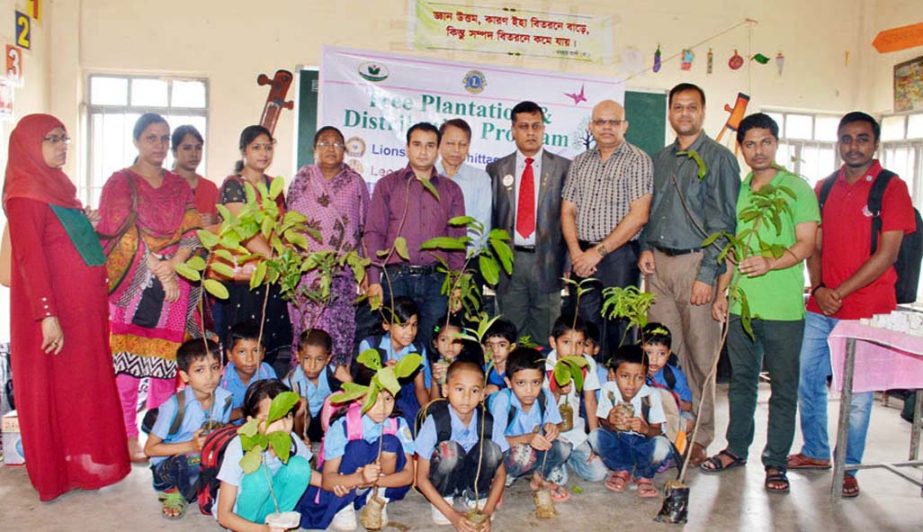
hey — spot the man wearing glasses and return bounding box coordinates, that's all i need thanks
[561,99,653,356]
[487,101,571,347]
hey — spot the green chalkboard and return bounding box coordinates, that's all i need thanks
[296,68,666,163]
[296,69,319,170]
[624,90,668,157]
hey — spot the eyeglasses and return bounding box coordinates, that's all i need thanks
[592,119,623,128]
[317,141,345,150]
[43,134,71,145]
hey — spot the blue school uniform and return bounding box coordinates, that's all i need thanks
[648,364,693,404]
[150,386,233,501]
[414,407,507,457]
[358,334,432,430]
[486,366,506,390]
[150,386,234,466]
[285,364,335,417]
[220,361,277,411]
[488,387,560,441]
[297,413,414,530]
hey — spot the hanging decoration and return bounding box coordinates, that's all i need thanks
[653,44,662,72]
[751,53,770,65]
[707,48,714,74]
[728,49,744,70]
[775,52,785,75]
[680,49,695,70]
[715,93,751,150]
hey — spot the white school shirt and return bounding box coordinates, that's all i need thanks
[596,382,666,436]
[543,349,601,448]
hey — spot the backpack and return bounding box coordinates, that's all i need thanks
[415,398,494,444]
[195,425,239,515]
[141,393,233,438]
[486,388,549,434]
[316,402,398,468]
[818,169,922,304]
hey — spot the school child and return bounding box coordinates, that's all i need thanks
[297,386,415,531]
[488,347,571,502]
[544,314,608,483]
[285,328,349,443]
[641,323,695,446]
[483,318,517,395]
[145,339,233,519]
[416,359,507,528]
[585,321,608,386]
[357,296,432,431]
[221,321,278,422]
[216,379,322,531]
[429,313,466,398]
[588,345,672,498]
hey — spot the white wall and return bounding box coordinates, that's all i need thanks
[861,0,923,113]
[0,1,53,341]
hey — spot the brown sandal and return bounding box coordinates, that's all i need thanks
[842,475,860,498]
[786,453,831,470]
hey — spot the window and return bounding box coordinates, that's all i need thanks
[85,75,208,205]
[879,112,923,210]
[762,111,839,189]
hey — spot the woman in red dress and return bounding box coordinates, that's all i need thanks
[2,114,130,501]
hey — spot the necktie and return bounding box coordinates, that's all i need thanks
[516,157,535,239]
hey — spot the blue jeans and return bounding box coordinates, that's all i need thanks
[503,440,571,485]
[588,429,671,480]
[565,440,608,483]
[151,454,200,501]
[384,269,447,349]
[798,311,874,475]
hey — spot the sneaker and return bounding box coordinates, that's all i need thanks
[331,504,357,531]
[431,497,453,526]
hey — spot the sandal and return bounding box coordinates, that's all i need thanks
[764,469,790,494]
[700,450,747,473]
[786,453,831,470]
[842,475,860,498]
[158,489,187,520]
[605,471,631,493]
[635,478,659,498]
[548,483,571,503]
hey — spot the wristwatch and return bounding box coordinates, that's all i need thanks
[596,244,608,258]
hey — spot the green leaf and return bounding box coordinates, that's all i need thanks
[238,417,260,439]
[553,363,571,387]
[572,364,585,391]
[376,367,401,395]
[488,236,513,275]
[701,231,722,248]
[357,348,382,371]
[250,261,267,290]
[197,229,220,249]
[244,183,258,205]
[479,254,500,285]
[329,384,369,404]
[269,176,285,200]
[268,431,292,463]
[376,249,389,258]
[449,215,477,227]
[216,204,235,224]
[394,236,410,261]
[420,237,467,251]
[239,447,263,475]
[418,177,440,201]
[267,391,300,424]
[361,380,380,413]
[174,262,201,282]
[203,279,230,299]
[220,233,241,250]
[186,255,207,272]
[284,230,310,250]
[260,216,274,240]
[393,353,422,379]
[209,262,236,278]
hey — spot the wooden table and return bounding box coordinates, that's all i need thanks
[828,320,923,500]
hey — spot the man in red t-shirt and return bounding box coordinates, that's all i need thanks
[787,112,916,498]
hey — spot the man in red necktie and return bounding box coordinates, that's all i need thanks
[487,101,572,347]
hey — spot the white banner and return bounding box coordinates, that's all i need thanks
[318,46,624,185]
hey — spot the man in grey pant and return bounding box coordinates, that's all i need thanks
[487,101,571,346]
[637,83,740,465]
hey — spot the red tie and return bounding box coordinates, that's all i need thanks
[516,157,535,239]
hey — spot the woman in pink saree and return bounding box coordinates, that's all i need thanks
[96,113,202,461]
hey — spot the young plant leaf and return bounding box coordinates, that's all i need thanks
[357,348,383,371]
[174,262,201,282]
[420,237,467,251]
[269,176,285,200]
[449,215,477,227]
[418,177,440,201]
[238,417,260,438]
[393,353,422,379]
[203,279,230,299]
[267,391,300,425]
[239,447,263,475]
[376,367,401,395]
[197,229,220,249]
[268,431,293,464]
[394,236,410,261]
[209,262,236,278]
[478,254,500,285]
[186,255,207,272]
[250,261,267,290]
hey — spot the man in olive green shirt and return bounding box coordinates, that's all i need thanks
[701,113,819,494]
[638,83,740,465]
